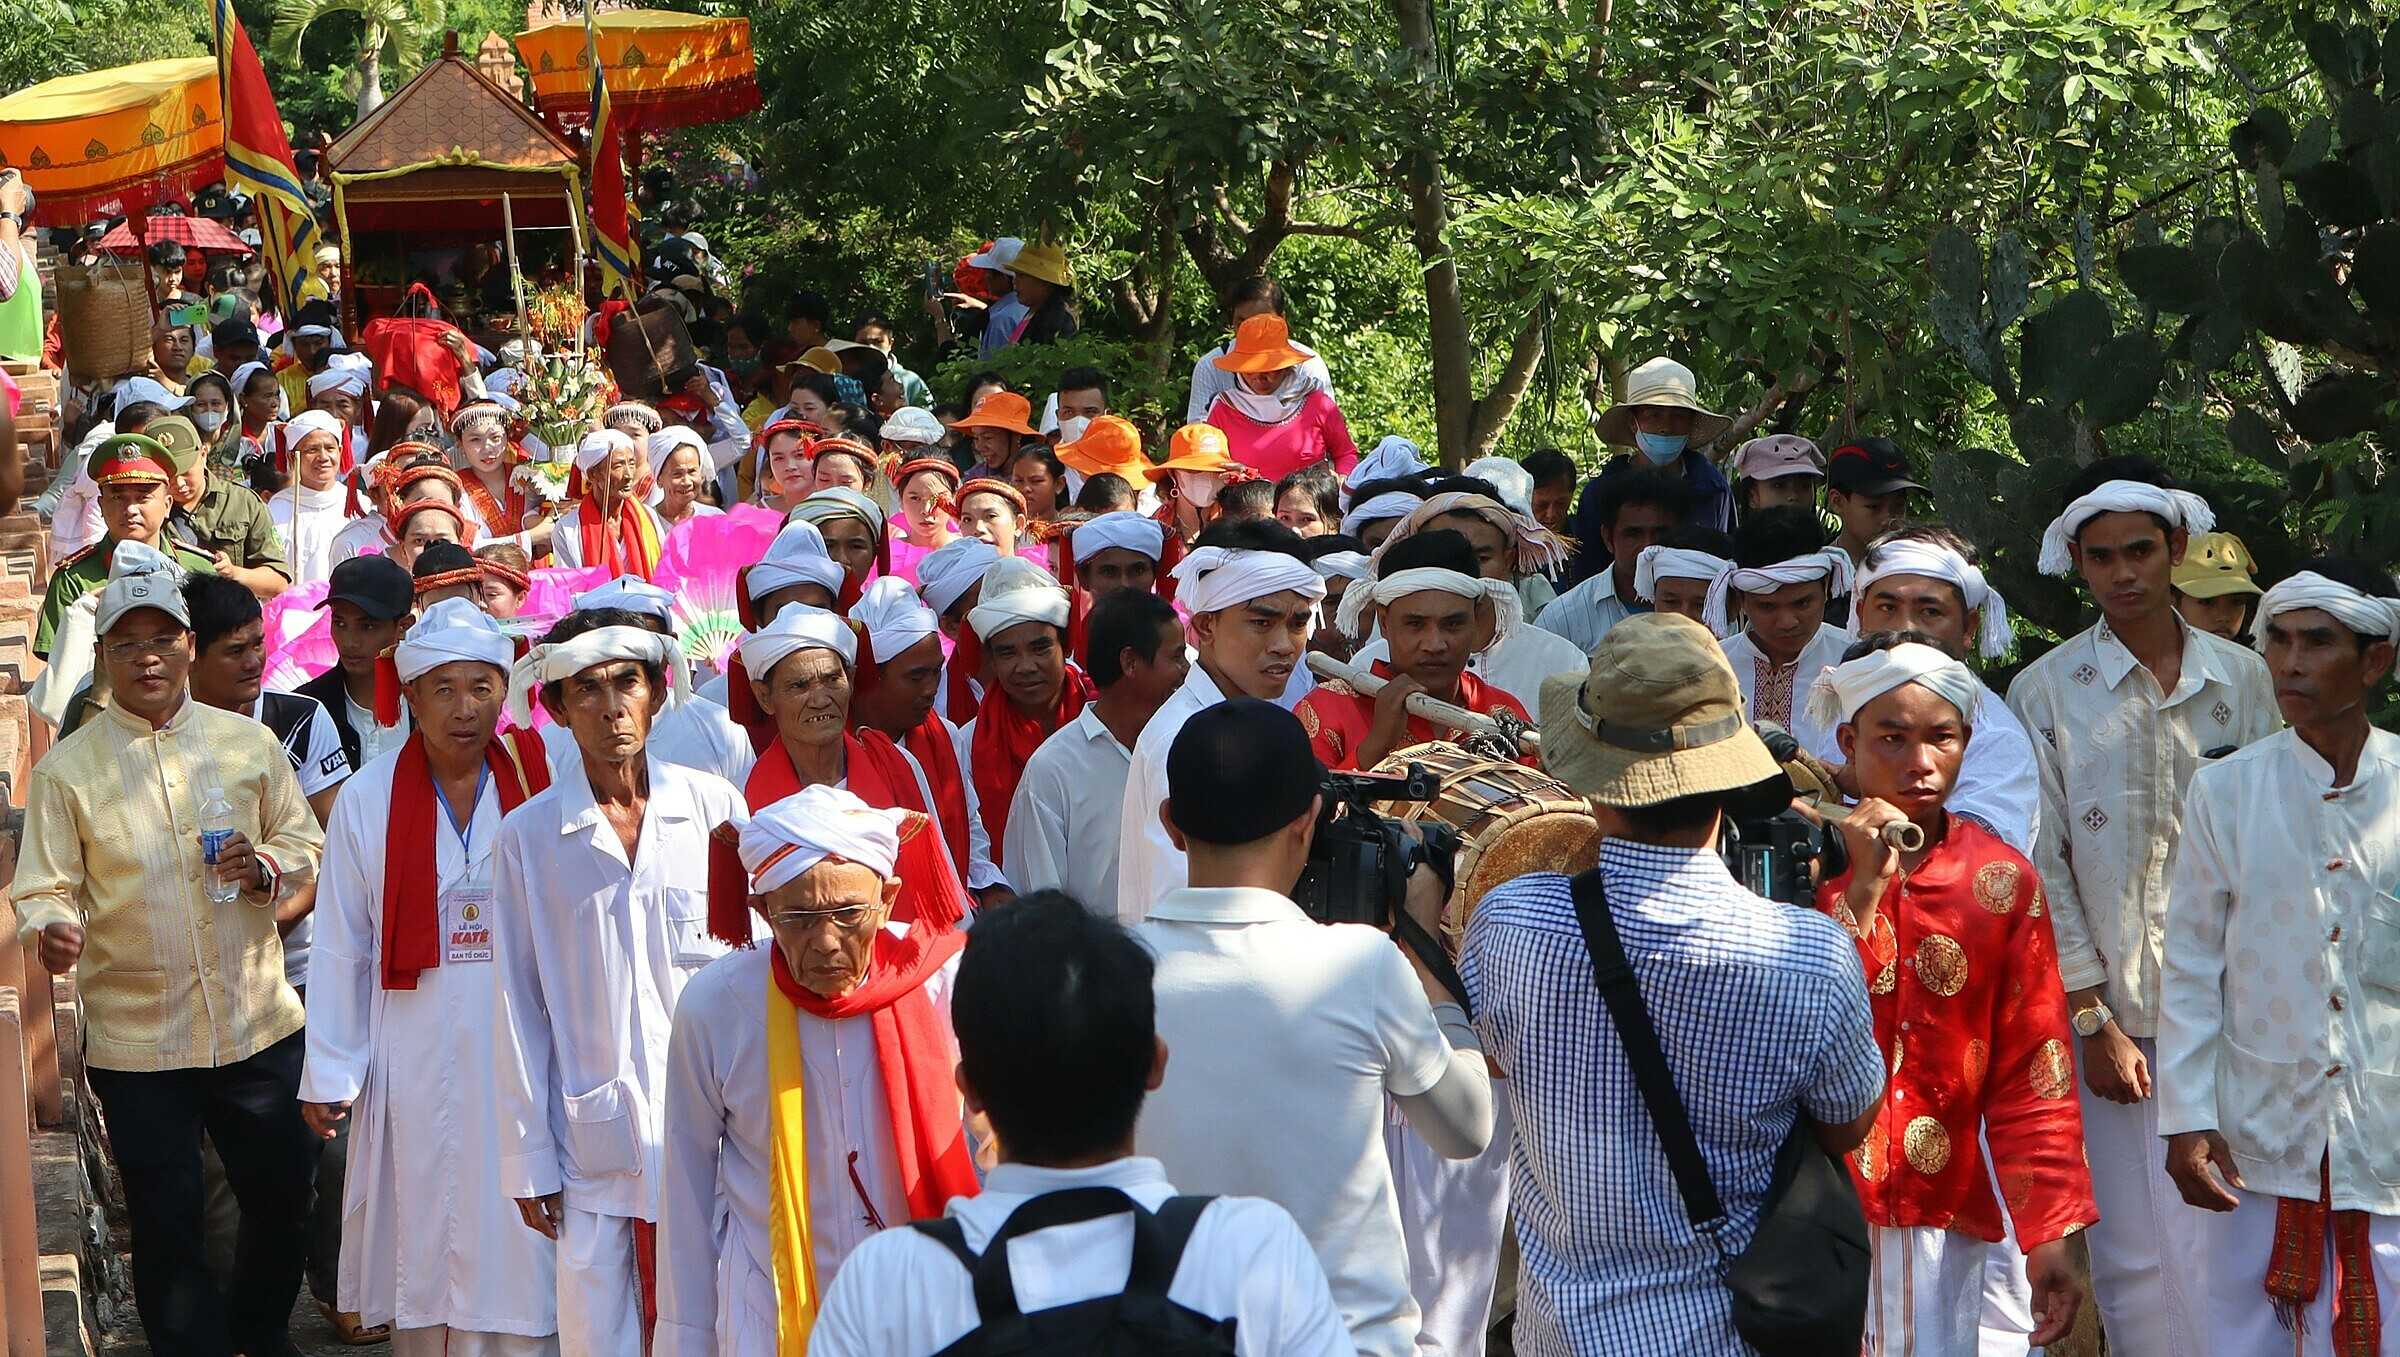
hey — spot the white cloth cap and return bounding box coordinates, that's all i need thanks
[967,556,1071,641]
[1376,491,1569,578]
[851,576,941,663]
[226,361,278,411]
[742,784,906,893]
[1703,549,1854,637]
[1634,545,1733,602]
[2037,479,2216,576]
[1805,640,1982,731]
[917,538,1001,616]
[646,426,713,484]
[281,409,344,447]
[746,520,847,603]
[307,366,367,398]
[967,238,1025,272]
[574,576,677,622]
[394,597,514,681]
[1339,491,1422,538]
[1070,511,1166,564]
[1335,566,1519,649]
[95,541,189,634]
[1463,456,1535,516]
[1311,550,1370,583]
[2252,570,2400,650]
[1173,546,1326,616]
[737,603,857,679]
[576,429,638,472]
[506,624,688,728]
[880,406,945,447]
[1854,539,2014,659]
[1345,436,1429,495]
[115,375,191,411]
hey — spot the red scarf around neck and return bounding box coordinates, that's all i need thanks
[381,727,551,990]
[770,921,977,1219]
[970,665,1092,852]
[581,492,663,578]
[901,714,972,877]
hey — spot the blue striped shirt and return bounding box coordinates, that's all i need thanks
[1460,840,1883,1356]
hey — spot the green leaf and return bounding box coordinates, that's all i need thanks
[2281,116,2333,175]
[1989,232,2030,332]
[2232,107,2294,167]
[2225,406,2282,466]
[2190,308,2246,372]
[2117,244,2214,313]
[2009,401,2079,465]
[2026,290,2112,405]
[2339,89,2386,149]
[2080,332,2165,426]
[2352,223,2400,319]
[1928,224,1983,305]
[2073,210,2096,288]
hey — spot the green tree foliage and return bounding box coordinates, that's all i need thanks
[0,0,202,96]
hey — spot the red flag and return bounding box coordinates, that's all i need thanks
[214,0,321,305]
[588,69,637,299]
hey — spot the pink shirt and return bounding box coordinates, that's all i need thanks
[1206,389,1360,482]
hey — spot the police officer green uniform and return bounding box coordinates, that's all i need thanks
[36,434,215,658]
[149,414,291,582]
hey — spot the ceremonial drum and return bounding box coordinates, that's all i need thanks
[1365,741,1599,949]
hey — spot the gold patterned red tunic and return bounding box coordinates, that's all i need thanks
[1293,661,1531,771]
[1815,815,2099,1248]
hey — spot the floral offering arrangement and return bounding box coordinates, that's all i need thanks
[511,341,616,500]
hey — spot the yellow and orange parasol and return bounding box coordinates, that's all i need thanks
[514,10,761,136]
[0,57,225,224]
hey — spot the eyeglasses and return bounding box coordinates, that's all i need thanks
[106,635,186,662]
[762,906,877,931]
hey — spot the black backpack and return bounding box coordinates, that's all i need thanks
[910,1186,1239,1357]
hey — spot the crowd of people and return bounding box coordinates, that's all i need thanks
[5,190,2395,1357]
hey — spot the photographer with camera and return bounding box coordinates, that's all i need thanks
[1461,613,1885,1355]
[1136,698,1493,1357]
[1807,634,2092,1354]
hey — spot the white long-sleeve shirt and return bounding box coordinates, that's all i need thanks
[298,750,559,1336]
[1004,706,1134,914]
[549,498,671,572]
[1115,664,1233,922]
[2158,726,2400,1213]
[268,482,355,585]
[489,755,749,1221]
[657,943,962,1357]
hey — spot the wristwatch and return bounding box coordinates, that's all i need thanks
[0,212,22,228]
[2071,1001,2115,1037]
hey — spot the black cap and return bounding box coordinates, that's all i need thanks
[291,297,341,331]
[1166,698,1325,845]
[210,318,261,351]
[319,556,415,620]
[1825,436,1925,497]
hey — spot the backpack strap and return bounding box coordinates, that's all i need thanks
[1124,1196,1215,1298]
[907,1216,981,1274]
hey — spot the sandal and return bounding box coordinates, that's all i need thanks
[316,1299,393,1346]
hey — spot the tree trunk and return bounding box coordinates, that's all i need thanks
[1463,306,1547,459]
[1392,0,1469,467]
[357,35,385,116]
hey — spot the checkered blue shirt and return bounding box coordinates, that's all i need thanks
[1461,840,1884,1356]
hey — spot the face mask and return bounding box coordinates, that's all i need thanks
[1056,415,1091,445]
[1635,430,1687,464]
[725,354,760,376]
[192,410,226,435]
[1175,470,1224,508]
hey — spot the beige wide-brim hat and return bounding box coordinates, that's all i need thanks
[1541,612,1782,808]
[1594,356,1734,448]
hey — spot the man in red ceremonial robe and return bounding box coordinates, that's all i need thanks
[1295,527,1530,772]
[951,557,1090,878]
[1810,635,2095,1355]
[731,603,973,923]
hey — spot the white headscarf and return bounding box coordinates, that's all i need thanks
[745,519,847,603]
[1173,546,1326,616]
[2252,570,2400,650]
[1311,550,1370,583]
[1344,436,1430,502]
[917,538,1001,617]
[791,488,885,540]
[574,576,678,623]
[307,366,367,398]
[1634,545,1733,602]
[1463,456,1535,517]
[229,360,286,419]
[575,428,638,472]
[507,625,689,728]
[1070,511,1167,563]
[1335,566,1520,649]
[850,576,941,663]
[736,603,857,678]
[394,598,514,681]
[1339,491,1422,539]
[742,784,905,893]
[968,556,1072,640]
[646,426,713,485]
[1854,539,2014,659]
[1702,550,1854,638]
[2037,479,2216,577]
[280,408,345,448]
[1804,641,1983,731]
[1376,491,1569,577]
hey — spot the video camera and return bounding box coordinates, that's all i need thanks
[1292,763,1455,927]
[1722,800,1847,906]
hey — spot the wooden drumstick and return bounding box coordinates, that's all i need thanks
[1305,652,1542,756]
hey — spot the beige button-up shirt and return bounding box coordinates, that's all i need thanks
[12,696,323,1072]
[2006,617,2277,1036]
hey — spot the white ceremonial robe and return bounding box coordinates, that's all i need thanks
[1865,1226,1986,1357]
[1115,663,1238,922]
[489,755,751,1357]
[548,498,670,572]
[539,691,756,790]
[1005,705,1134,913]
[329,511,393,564]
[267,482,356,585]
[656,944,961,1357]
[297,750,559,1341]
[1387,1093,1512,1357]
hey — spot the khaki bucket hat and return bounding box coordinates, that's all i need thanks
[1594,356,1734,448]
[1540,612,1781,808]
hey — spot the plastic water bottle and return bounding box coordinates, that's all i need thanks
[199,787,240,906]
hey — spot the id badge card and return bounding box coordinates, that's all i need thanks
[446,886,495,965]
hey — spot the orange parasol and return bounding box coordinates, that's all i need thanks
[0,57,224,224]
[514,10,762,135]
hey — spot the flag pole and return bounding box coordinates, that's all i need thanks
[502,191,530,355]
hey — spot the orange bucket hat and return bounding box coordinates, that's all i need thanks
[1055,415,1153,483]
[1145,423,1244,483]
[1210,313,1313,374]
[948,390,1041,437]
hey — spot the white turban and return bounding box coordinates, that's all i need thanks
[1335,566,1520,649]
[281,409,345,447]
[917,538,1001,616]
[2252,570,2400,650]
[646,426,712,484]
[1855,539,2015,659]
[1703,550,1855,638]
[968,556,1072,641]
[792,488,884,538]
[1340,491,1422,538]
[394,598,514,682]
[307,366,367,398]
[574,576,677,623]
[1378,491,1570,578]
[486,366,527,397]
[1173,546,1327,616]
[575,428,638,472]
[851,576,941,663]
[2037,479,2216,577]
[737,603,857,679]
[1634,545,1732,603]
[507,625,689,728]
[1344,436,1430,500]
[1805,641,1981,731]
[745,520,847,603]
[742,784,905,893]
[95,541,188,635]
[1070,511,1167,564]
[1312,550,1370,583]
[1463,456,1535,517]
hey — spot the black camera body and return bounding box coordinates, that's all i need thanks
[1719,769,1850,907]
[1292,763,1455,927]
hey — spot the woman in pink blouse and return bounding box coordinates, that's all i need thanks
[1203,313,1359,482]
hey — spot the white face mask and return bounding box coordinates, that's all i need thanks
[192,409,226,435]
[1056,415,1091,446]
[1175,470,1224,507]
